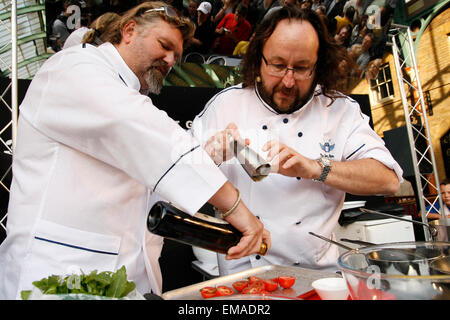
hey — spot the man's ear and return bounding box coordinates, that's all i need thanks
[121,20,137,45]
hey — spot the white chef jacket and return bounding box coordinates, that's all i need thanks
[191,83,403,275]
[0,42,227,299]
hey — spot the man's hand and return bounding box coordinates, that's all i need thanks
[204,123,249,165]
[263,140,320,179]
[208,182,271,260]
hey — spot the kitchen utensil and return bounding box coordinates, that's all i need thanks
[311,277,350,300]
[228,134,271,181]
[309,232,430,276]
[338,241,450,300]
[429,218,450,242]
[359,208,441,240]
[340,238,445,260]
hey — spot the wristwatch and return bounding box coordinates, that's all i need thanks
[314,156,332,182]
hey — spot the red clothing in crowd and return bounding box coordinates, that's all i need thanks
[213,13,252,55]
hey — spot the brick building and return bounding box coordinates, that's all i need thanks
[349,2,450,183]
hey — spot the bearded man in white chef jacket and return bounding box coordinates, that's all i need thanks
[0,2,271,299]
[191,6,403,275]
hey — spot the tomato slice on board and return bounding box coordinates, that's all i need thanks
[216,285,234,296]
[248,276,262,285]
[232,280,249,292]
[278,275,296,289]
[200,286,217,299]
[270,277,279,284]
[242,284,264,294]
[262,279,279,292]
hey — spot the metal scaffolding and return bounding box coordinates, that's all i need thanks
[390,23,447,241]
[0,0,48,239]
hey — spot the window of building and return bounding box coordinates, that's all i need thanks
[370,63,394,103]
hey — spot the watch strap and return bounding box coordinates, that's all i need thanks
[314,157,331,182]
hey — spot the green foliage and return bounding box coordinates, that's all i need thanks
[21,265,136,299]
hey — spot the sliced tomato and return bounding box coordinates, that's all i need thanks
[248,276,262,285]
[242,284,264,294]
[278,275,296,289]
[216,285,234,296]
[200,286,217,299]
[270,277,279,284]
[232,280,249,292]
[262,278,279,292]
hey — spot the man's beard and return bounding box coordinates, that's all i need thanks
[256,80,314,114]
[140,64,167,95]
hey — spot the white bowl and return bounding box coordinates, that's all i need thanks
[311,277,349,300]
[192,246,218,265]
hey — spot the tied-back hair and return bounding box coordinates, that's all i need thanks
[241,6,350,102]
[100,1,195,48]
[82,12,120,45]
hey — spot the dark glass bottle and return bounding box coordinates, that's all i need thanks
[147,201,242,254]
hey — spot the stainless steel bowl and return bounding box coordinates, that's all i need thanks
[338,241,450,300]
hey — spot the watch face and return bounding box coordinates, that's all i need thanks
[321,157,331,167]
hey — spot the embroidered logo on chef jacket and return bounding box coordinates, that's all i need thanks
[319,139,335,158]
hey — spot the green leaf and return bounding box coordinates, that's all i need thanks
[105,266,127,298]
[121,281,136,297]
[21,290,31,300]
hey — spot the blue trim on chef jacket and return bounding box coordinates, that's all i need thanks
[34,236,119,256]
[118,74,127,86]
[153,145,201,192]
[198,85,243,118]
[346,144,366,159]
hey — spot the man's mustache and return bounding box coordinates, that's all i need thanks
[150,60,170,76]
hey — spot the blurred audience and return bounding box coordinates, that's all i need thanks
[212,4,252,55]
[63,11,119,49]
[334,24,352,47]
[186,1,216,54]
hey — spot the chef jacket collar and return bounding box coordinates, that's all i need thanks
[98,42,141,91]
[254,82,321,115]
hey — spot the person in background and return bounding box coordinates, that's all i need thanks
[343,0,363,25]
[191,7,402,275]
[355,32,374,75]
[333,24,351,47]
[300,0,312,10]
[212,4,252,55]
[184,0,200,24]
[333,5,355,36]
[186,1,216,54]
[262,0,297,22]
[233,32,255,56]
[0,2,269,299]
[213,0,240,25]
[63,12,120,49]
[51,0,74,51]
[425,178,450,220]
[364,58,382,80]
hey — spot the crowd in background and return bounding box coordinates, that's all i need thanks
[45,0,397,91]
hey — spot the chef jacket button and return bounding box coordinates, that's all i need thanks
[297,132,303,137]
[255,255,261,260]
[293,261,300,266]
[283,118,289,124]
[262,125,268,130]
[296,177,301,180]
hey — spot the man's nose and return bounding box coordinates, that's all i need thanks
[282,69,296,88]
[164,51,177,67]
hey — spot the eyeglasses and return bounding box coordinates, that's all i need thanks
[261,54,316,81]
[144,6,179,18]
